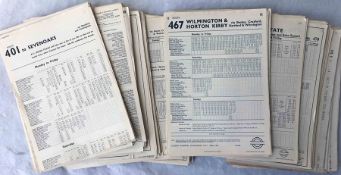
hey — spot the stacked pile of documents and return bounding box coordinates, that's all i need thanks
[0,2,339,173]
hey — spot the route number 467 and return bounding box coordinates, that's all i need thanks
[168,21,184,29]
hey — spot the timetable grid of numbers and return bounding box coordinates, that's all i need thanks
[191,34,262,55]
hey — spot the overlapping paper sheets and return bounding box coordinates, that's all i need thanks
[0,2,340,173]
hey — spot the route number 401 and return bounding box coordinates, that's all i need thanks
[168,21,184,29]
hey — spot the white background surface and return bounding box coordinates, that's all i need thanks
[0,0,340,174]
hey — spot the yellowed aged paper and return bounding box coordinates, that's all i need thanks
[145,14,190,164]
[95,4,146,153]
[64,12,189,169]
[0,3,135,172]
[314,28,341,172]
[164,9,272,156]
[226,20,329,170]
[326,38,341,172]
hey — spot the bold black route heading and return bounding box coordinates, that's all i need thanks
[28,36,57,49]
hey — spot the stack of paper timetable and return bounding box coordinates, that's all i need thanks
[0,2,339,173]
